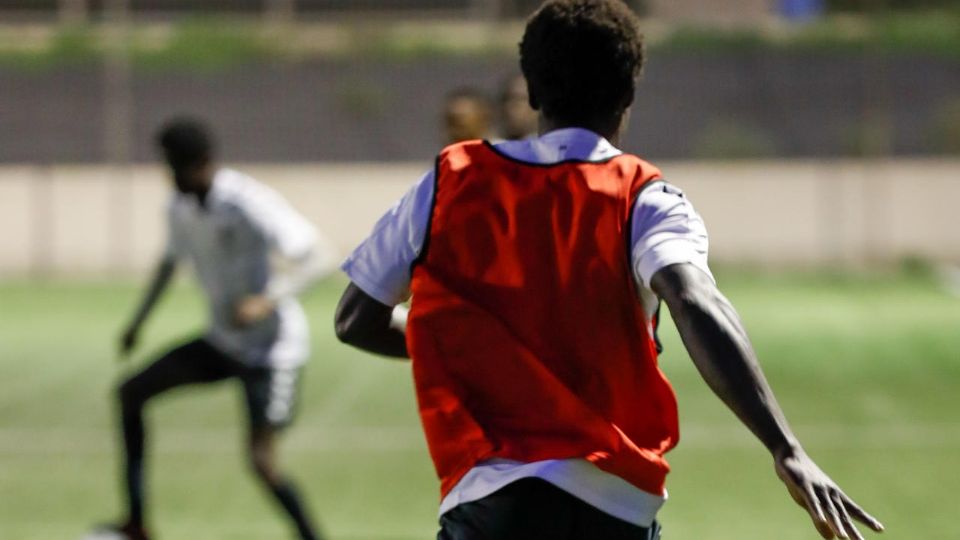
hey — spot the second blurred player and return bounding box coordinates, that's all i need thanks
[100,118,336,540]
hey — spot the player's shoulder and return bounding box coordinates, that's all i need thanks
[632,179,704,232]
[435,139,490,170]
[213,168,282,210]
[213,168,303,232]
[636,179,687,205]
[439,139,488,154]
[214,168,260,197]
[484,137,528,159]
[612,152,664,191]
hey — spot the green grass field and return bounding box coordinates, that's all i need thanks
[1,270,957,539]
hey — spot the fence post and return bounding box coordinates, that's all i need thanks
[103,0,134,274]
[860,0,893,264]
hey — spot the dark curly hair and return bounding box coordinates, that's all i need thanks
[156,117,215,171]
[519,0,645,127]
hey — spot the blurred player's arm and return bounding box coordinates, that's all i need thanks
[235,230,340,328]
[120,255,177,357]
[651,263,883,540]
[334,284,409,358]
[234,187,339,328]
[267,230,340,300]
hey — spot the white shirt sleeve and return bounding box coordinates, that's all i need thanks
[341,170,435,306]
[631,181,713,290]
[243,184,319,261]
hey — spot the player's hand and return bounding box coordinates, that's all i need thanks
[119,325,139,360]
[233,295,275,327]
[774,447,884,539]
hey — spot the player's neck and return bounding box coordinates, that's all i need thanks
[191,178,215,208]
[192,167,217,208]
[539,116,623,146]
[194,187,211,207]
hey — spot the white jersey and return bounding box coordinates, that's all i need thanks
[343,128,714,527]
[166,168,318,368]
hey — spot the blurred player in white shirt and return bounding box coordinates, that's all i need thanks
[99,118,336,540]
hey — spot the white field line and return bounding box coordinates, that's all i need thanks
[0,423,959,455]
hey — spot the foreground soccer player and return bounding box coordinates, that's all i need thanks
[101,119,334,540]
[335,1,885,539]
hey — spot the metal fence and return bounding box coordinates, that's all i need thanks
[0,0,571,20]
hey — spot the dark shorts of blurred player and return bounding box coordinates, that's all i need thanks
[119,338,302,432]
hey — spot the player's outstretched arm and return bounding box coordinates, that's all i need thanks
[120,256,177,358]
[650,262,884,540]
[334,283,409,359]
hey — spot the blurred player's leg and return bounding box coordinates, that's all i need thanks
[244,367,323,540]
[115,338,239,534]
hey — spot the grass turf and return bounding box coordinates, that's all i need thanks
[0,270,957,539]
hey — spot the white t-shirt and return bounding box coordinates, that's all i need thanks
[167,168,319,368]
[342,128,713,527]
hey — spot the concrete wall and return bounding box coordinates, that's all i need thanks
[1,159,958,277]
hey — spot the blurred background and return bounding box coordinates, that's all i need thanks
[0,1,958,539]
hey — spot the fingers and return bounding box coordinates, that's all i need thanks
[232,308,251,328]
[832,492,863,540]
[820,488,850,539]
[233,300,262,328]
[775,454,882,538]
[839,492,885,533]
[778,462,831,538]
[797,482,834,539]
[806,485,885,540]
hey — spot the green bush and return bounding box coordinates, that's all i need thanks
[871,12,960,56]
[132,18,272,70]
[0,25,98,70]
[828,0,960,12]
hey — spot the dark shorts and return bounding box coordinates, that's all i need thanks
[438,478,662,540]
[120,338,302,430]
